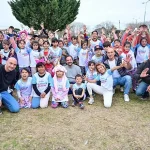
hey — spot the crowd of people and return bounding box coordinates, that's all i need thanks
[0,23,150,114]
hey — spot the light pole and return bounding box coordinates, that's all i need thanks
[142,0,150,23]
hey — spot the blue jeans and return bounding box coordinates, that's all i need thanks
[1,91,20,113]
[113,75,132,95]
[136,82,149,96]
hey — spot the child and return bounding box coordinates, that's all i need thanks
[86,63,124,108]
[40,40,54,76]
[85,61,97,104]
[0,40,14,65]
[14,68,32,108]
[10,37,30,71]
[51,65,70,108]
[134,38,150,66]
[91,45,103,63]
[113,39,122,56]
[31,62,52,108]
[121,42,137,91]
[72,74,86,109]
[30,40,41,76]
[59,40,69,66]
[78,40,89,75]
[68,36,79,64]
[49,38,62,66]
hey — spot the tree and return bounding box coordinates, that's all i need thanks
[8,0,80,31]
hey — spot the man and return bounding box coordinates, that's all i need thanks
[103,48,132,101]
[0,57,19,113]
[135,58,150,99]
[65,56,82,94]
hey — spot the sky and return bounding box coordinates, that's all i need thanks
[0,0,150,30]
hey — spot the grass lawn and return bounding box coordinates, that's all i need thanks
[0,90,150,150]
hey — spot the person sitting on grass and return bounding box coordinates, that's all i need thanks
[134,56,150,99]
[85,62,124,108]
[103,48,132,102]
[51,65,70,108]
[72,74,86,109]
[14,68,32,108]
[31,62,52,109]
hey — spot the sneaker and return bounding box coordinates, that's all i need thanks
[88,97,94,105]
[79,103,84,109]
[124,94,130,102]
[141,92,149,100]
[0,108,2,115]
[120,87,124,92]
[72,101,77,107]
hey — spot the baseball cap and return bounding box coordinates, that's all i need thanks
[94,45,103,51]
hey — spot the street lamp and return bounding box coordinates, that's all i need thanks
[142,0,150,23]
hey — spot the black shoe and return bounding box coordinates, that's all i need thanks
[0,108,3,115]
[72,101,77,107]
[79,103,84,109]
[141,92,149,100]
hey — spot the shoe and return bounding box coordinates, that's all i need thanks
[141,92,149,100]
[79,103,84,109]
[120,87,124,92]
[72,101,77,107]
[124,94,130,102]
[0,108,2,115]
[88,97,94,105]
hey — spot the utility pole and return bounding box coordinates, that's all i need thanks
[119,20,120,30]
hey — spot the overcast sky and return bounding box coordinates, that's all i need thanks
[0,0,150,29]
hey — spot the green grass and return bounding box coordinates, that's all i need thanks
[0,90,150,150]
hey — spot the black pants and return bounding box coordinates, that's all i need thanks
[73,88,84,103]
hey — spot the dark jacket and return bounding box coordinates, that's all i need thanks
[134,59,150,84]
[103,56,128,77]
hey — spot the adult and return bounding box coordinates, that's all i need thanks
[0,57,20,113]
[65,56,82,94]
[135,58,150,99]
[103,48,132,101]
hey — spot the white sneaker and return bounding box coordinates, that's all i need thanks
[120,87,124,92]
[124,94,130,102]
[88,98,94,105]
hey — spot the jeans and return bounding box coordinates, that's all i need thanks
[113,75,132,95]
[31,92,50,108]
[1,91,20,113]
[136,82,149,96]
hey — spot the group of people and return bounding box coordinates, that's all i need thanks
[0,24,150,114]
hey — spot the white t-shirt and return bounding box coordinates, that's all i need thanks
[15,77,32,97]
[90,39,102,53]
[95,69,113,91]
[92,55,103,64]
[32,72,52,97]
[78,49,88,66]
[120,51,137,71]
[136,45,150,63]
[86,69,97,80]
[30,50,40,67]
[68,43,79,59]
[0,49,11,65]
[15,47,30,67]
[108,59,120,78]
